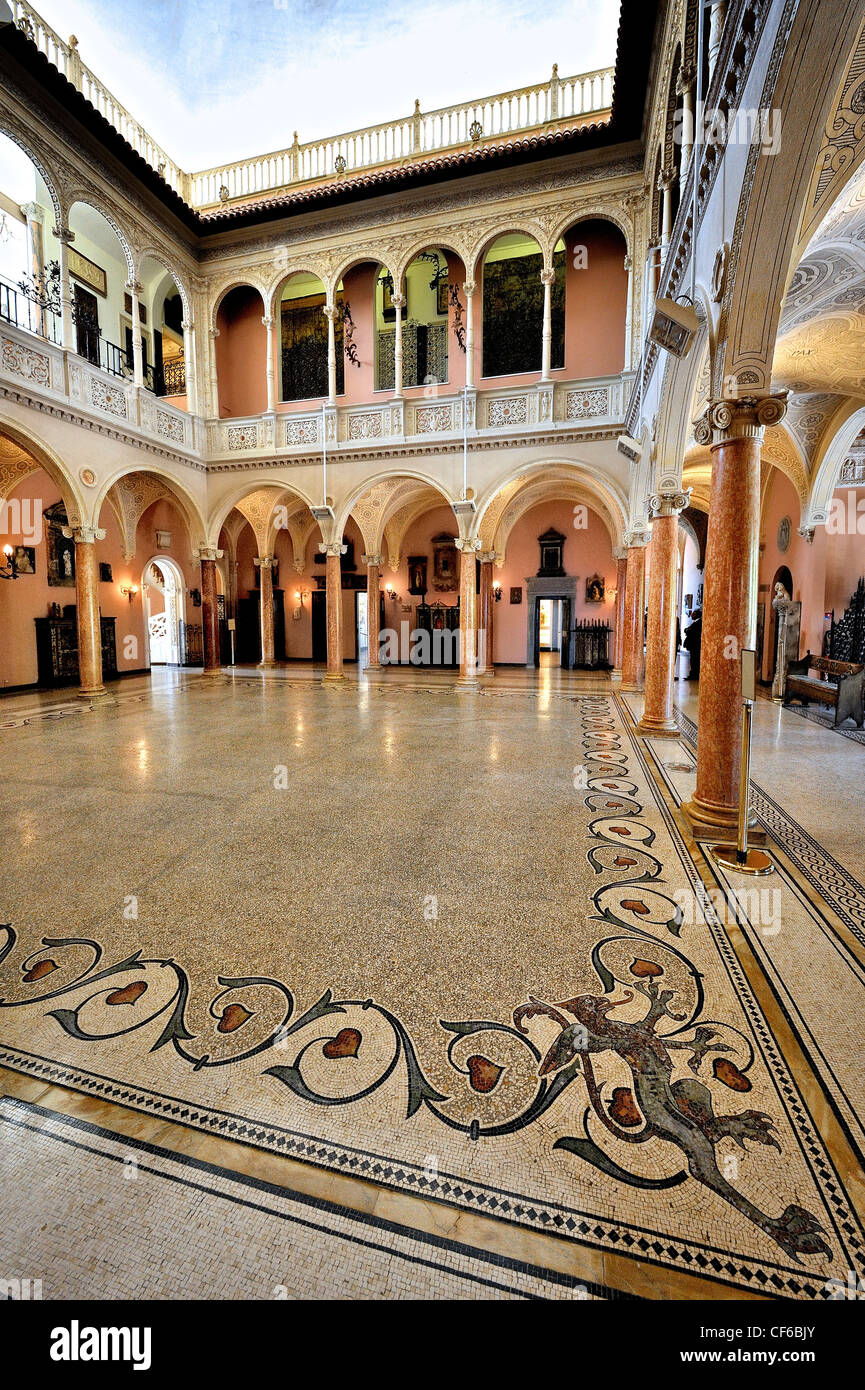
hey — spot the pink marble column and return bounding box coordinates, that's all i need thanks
[456,539,479,683]
[683,395,787,842]
[363,553,382,669]
[257,556,276,667]
[323,543,345,680]
[199,552,222,676]
[71,527,112,703]
[638,491,690,736]
[620,535,649,690]
[477,552,496,677]
[611,548,627,681]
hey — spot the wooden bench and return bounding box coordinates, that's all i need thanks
[784,653,865,727]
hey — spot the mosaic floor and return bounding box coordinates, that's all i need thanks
[0,671,863,1300]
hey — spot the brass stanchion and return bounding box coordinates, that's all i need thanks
[710,649,774,876]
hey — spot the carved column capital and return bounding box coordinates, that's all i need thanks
[254,554,275,568]
[455,537,482,553]
[677,63,696,95]
[194,546,224,561]
[540,268,557,287]
[624,529,651,549]
[125,279,142,296]
[322,303,340,323]
[612,545,629,561]
[658,166,676,192]
[320,541,347,557]
[649,487,692,518]
[462,280,476,298]
[623,254,633,272]
[20,201,44,223]
[63,525,105,545]
[361,552,383,567]
[53,225,75,244]
[693,393,788,446]
[389,293,405,310]
[478,550,497,565]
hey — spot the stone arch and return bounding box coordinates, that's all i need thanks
[93,464,206,549]
[67,194,135,279]
[266,262,330,318]
[394,236,472,286]
[474,459,628,552]
[209,277,268,333]
[0,413,84,524]
[134,247,192,322]
[335,469,459,549]
[805,401,865,528]
[208,476,319,550]
[327,251,401,304]
[468,220,548,279]
[716,1,865,393]
[0,123,63,228]
[548,207,633,261]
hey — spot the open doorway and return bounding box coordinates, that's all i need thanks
[537,597,571,666]
[143,557,185,666]
[356,591,368,664]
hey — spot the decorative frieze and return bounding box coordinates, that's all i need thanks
[88,376,128,419]
[284,416,320,446]
[348,411,384,440]
[416,404,453,433]
[157,410,186,445]
[227,423,259,450]
[488,395,528,427]
[565,386,610,419]
[1,337,51,388]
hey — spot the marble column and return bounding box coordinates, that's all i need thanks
[323,541,345,680]
[659,168,675,257]
[262,314,276,413]
[620,533,649,690]
[709,2,727,74]
[257,556,276,667]
[622,256,634,369]
[456,538,480,683]
[21,201,45,336]
[539,268,556,381]
[127,280,144,387]
[638,490,690,736]
[69,526,113,703]
[683,395,787,841]
[678,65,696,172]
[54,224,75,351]
[611,546,628,682]
[181,319,198,414]
[463,280,476,391]
[198,549,223,676]
[208,328,220,417]
[391,294,405,396]
[477,551,496,677]
[324,303,338,405]
[362,553,382,668]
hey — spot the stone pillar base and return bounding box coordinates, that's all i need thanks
[258,659,278,669]
[78,687,116,706]
[201,667,225,679]
[322,671,346,682]
[610,669,623,684]
[681,795,766,845]
[636,717,679,737]
[619,681,644,693]
[456,674,479,688]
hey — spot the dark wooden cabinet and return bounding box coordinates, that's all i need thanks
[34,616,117,688]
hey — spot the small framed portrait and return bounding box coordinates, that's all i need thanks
[585,574,605,604]
[99,561,113,583]
[190,587,201,608]
[13,545,36,574]
[510,586,522,604]
[407,555,427,595]
[436,279,449,315]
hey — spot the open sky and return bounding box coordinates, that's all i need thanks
[31,0,621,169]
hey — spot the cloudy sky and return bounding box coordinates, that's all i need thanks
[32,0,621,169]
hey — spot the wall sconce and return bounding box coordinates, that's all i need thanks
[0,543,19,581]
[492,581,502,603]
[386,584,399,602]
[120,582,139,604]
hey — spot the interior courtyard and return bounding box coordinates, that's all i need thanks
[1,0,864,1317]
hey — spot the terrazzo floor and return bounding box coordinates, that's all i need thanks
[0,668,862,1300]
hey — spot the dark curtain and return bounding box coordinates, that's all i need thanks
[281,295,344,401]
[482,248,564,378]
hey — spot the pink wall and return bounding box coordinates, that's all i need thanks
[493,499,617,662]
[759,468,827,672]
[0,473,195,688]
[478,221,627,387]
[824,486,865,620]
[216,286,267,418]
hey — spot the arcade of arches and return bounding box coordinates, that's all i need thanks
[1,0,865,1307]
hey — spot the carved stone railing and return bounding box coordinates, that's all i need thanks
[186,66,614,209]
[0,316,199,452]
[205,373,632,459]
[9,0,189,199]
